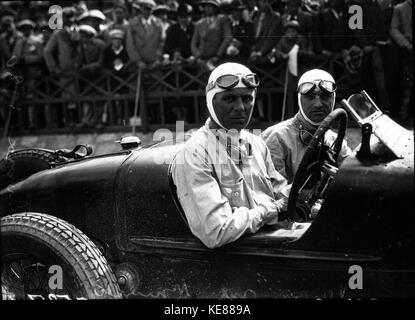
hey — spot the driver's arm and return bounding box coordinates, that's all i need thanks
[172,145,281,249]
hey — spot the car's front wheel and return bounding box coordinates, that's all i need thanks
[1,213,122,300]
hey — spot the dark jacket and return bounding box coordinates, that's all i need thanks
[103,44,130,71]
[77,37,105,73]
[230,19,255,58]
[164,22,194,59]
[314,8,352,53]
[251,10,283,56]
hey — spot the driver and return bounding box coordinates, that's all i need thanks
[262,69,351,183]
[172,62,291,249]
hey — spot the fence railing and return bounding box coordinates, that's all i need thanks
[1,56,353,136]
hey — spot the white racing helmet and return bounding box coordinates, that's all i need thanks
[297,69,336,126]
[206,62,257,130]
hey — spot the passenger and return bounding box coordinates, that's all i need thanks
[262,69,352,183]
[172,62,291,249]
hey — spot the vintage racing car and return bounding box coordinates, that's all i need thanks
[1,92,414,299]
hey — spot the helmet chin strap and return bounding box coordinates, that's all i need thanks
[297,92,336,127]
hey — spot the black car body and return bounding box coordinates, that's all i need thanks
[1,93,414,298]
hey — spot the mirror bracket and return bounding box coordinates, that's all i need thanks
[357,123,373,159]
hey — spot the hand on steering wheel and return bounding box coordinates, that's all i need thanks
[287,108,348,222]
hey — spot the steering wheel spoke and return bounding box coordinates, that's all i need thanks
[287,109,348,222]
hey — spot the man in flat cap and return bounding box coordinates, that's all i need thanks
[163,3,194,62]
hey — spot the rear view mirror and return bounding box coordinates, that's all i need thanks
[341,90,382,125]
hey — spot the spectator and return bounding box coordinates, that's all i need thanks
[390,0,412,121]
[126,0,163,68]
[191,0,232,71]
[267,20,308,62]
[349,0,391,115]
[281,0,314,51]
[43,6,80,127]
[163,3,194,62]
[77,9,107,40]
[103,29,129,71]
[0,7,22,67]
[13,19,43,130]
[249,0,283,64]
[153,4,172,44]
[313,0,351,56]
[77,24,105,128]
[102,3,130,43]
[103,29,131,125]
[226,0,255,62]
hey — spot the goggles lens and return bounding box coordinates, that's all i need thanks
[206,73,260,92]
[298,80,337,95]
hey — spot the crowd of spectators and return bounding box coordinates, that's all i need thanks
[0,0,412,132]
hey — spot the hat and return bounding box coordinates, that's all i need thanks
[284,20,300,30]
[16,19,36,28]
[153,5,170,13]
[108,29,124,39]
[231,0,246,10]
[78,9,106,21]
[135,0,157,8]
[176,3,193,16]
[199,0,221,8]
[78,24,98,37]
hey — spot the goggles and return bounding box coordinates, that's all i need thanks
[206,73,260,93]
[297,80,337,95]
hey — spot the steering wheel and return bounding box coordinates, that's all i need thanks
[287,108,348,222]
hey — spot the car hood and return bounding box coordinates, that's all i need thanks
[0,151,131,196]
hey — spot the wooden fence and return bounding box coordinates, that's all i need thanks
[2,56,353,136]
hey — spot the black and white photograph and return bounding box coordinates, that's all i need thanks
[0,0,413,308]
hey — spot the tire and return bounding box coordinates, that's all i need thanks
[0,149,60,190]
[1,212,122,300]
